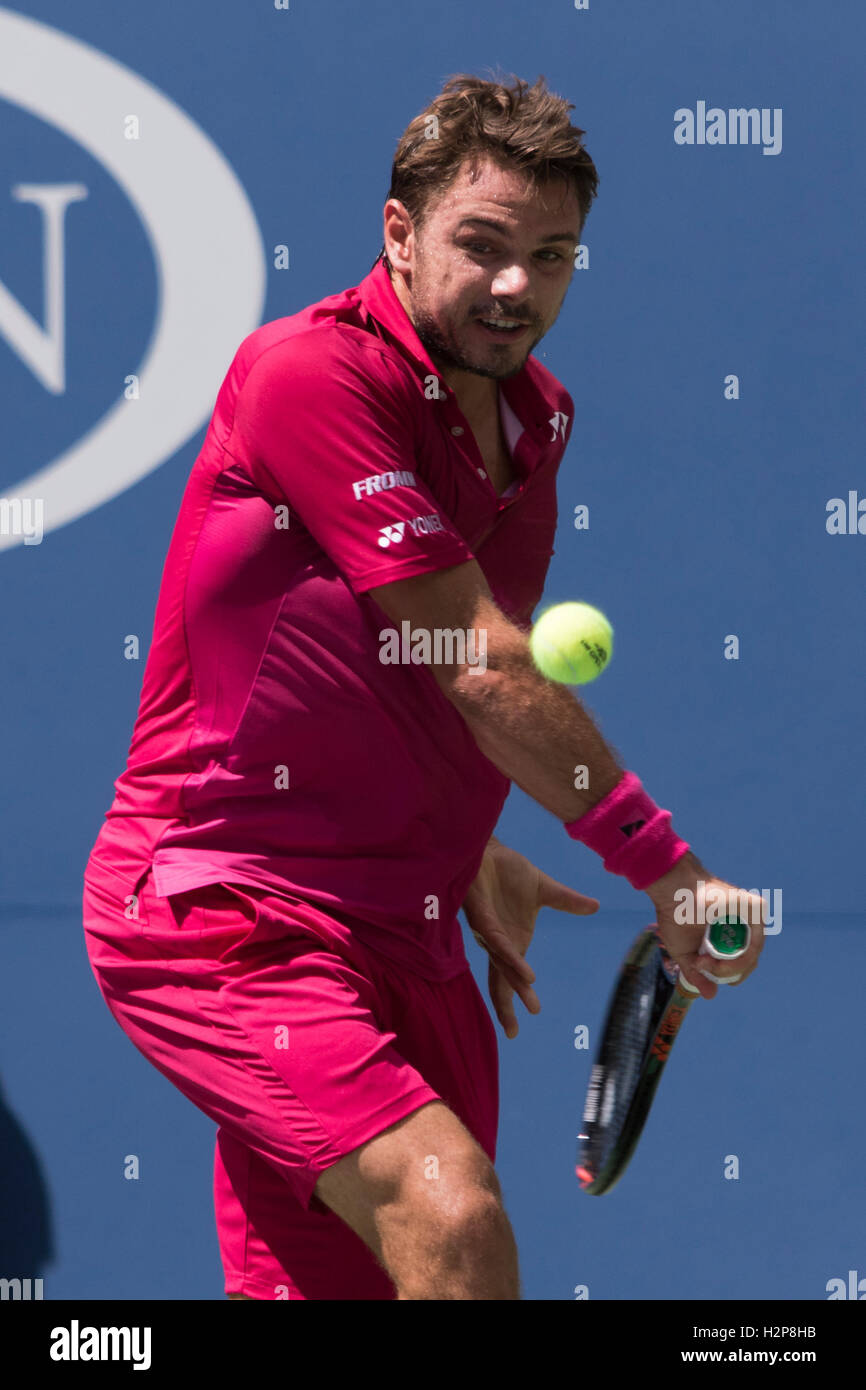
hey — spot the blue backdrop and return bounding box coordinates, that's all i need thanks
[1,0,862,1300]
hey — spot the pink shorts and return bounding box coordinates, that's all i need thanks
[81,856,499,1300]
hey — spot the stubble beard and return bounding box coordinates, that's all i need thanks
[409,299,539,381]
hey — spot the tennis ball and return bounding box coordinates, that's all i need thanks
[529,601,613,684]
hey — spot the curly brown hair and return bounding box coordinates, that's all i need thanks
[373,70,599,272]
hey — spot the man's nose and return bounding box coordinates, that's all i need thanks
[489,263,531,298]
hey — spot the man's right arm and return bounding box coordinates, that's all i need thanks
[367,557,764,995]
[370,557,649,827]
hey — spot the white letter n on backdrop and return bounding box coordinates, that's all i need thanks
[0,183,88,393]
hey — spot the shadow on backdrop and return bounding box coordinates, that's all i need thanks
[0,1075,54,1281]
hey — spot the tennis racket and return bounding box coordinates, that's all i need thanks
[576,916,749,1196]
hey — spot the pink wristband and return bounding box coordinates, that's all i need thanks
[564,771,690,890]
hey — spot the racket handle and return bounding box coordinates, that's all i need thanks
[679,916,750,992]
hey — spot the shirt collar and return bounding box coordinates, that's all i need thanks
[357,257,434,375]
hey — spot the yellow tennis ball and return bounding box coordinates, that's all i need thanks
[529,602,613,684]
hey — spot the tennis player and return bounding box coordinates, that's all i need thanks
[82,72,763,1301]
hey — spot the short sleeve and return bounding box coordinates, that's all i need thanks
[230,332,475,593]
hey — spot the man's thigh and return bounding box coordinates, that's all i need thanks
[313,1096,503,1262]
[218,1095,498,1300]
[214,943,501,1300]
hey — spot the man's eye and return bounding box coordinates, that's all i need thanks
[464,242,563,262]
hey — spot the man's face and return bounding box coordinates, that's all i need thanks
[386,156,580,383]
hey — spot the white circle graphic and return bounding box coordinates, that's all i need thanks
[0,7,266,549]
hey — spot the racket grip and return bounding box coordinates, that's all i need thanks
[701,916,750,961]
[689,916,750,987]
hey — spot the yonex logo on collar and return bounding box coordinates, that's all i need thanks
[549,411,569,441]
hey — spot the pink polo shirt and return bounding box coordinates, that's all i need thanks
[88,257,574,979]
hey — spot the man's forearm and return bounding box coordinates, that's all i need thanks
[450,636,628,823]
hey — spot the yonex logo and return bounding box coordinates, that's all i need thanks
[352,469,416,500]
[378,522,406,548]
[549,410,569,442]
[377,513,445,548]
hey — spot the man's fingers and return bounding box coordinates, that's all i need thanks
[674,947,754,998]
[539,873,599,916]
[489,959,540,1033]
[471,927,535,981]
[494,959,540,1011]
[676,956,718,999]
[489,963,519,1037]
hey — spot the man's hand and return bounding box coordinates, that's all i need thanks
[645,851,766,999]
[462,837,600,1038]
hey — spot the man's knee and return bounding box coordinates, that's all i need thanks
[399,1147,506,1244]
[314,1099,488,1230]
[372,1116,518,1296]
[313,1101,519,1296]
[415,1179,511,1258]
[390,1180,518,1299]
